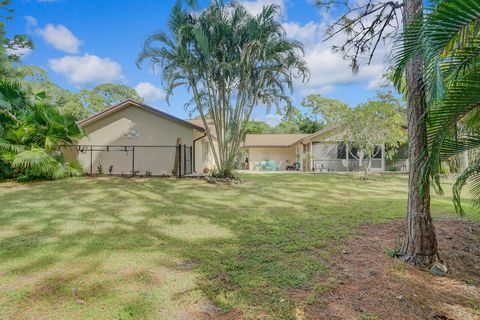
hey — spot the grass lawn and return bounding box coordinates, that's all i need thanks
[0,174,475,319]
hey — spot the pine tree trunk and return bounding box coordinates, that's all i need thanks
[401,0,438,267]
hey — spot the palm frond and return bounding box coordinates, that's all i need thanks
[11,148,57,178]
[394,0,480,213]
[452,158,480,214]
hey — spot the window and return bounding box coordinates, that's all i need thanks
[202,141,209,162]
[337,142,359,159]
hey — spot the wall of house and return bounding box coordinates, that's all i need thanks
[245,146,297,170]
[77,105,194,176]
[193,131,217,173]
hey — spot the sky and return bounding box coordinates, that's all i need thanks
[9,0,390,126]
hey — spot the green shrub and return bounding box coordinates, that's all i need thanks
[0,80,83,181]
[384,247,401,259]
[210,167,239,180]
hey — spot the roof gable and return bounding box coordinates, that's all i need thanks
[299,125,340,142]
[78,100,205,131]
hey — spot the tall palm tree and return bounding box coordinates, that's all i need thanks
[394,0,480,214]
[137,0,308,178]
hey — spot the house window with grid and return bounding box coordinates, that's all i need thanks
[202,141,209,162]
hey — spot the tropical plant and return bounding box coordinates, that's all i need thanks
[0,80,83,180]
[137,0,308,178]
[393,0,480,215]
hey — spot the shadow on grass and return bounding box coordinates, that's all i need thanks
[0,174,470,319]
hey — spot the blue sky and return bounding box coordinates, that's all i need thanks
[9,0,388,125]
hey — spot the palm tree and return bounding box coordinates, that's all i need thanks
[137,0,308,178]
[0,80,83,180]
[394,0,480,214]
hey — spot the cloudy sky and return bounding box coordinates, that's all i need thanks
[9,0,389,124]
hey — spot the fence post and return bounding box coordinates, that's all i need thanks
[90,145,93,175]
[132,146,135,177]
[189,146,193,175]
[183,144,186,176]
[178,144,182,178]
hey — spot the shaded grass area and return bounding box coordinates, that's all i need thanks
[0,174,475,319]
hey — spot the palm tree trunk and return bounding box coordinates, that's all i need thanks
[401,0,438,267]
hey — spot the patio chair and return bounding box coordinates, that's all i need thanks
[294,162,301,171]
[260,160,268,171]
[267,160,276,171]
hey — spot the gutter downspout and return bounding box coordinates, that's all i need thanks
[193,132,207,173]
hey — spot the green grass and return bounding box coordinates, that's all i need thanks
[0,174,475,319]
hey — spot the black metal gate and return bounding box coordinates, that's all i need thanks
[179,144,193,176]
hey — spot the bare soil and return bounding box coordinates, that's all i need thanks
[306,219,480,320]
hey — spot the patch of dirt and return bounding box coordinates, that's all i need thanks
[306,219,480,320]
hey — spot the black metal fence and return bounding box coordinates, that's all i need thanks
[61,144,193,178]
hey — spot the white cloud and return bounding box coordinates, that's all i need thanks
[282,20,388,93]
[49,54,125,86]
[36,24,81,53]
[25,16,38,27]
[367,76,389,90]
[303,43,385,88]
[135,82,165,102]
[239,0,285,16]
[282,21,322,45]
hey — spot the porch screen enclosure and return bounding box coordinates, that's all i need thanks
[61,144,193,177]
[311,141,384,172]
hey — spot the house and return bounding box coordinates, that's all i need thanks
[68,100,405,176]
[240,126,390,172]
[68,100,216,176]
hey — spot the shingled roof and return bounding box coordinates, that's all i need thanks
[187,119,338,147]
[242,134,310,147]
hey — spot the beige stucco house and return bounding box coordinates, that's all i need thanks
[68,100,403,176]
[69,100,215,176]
